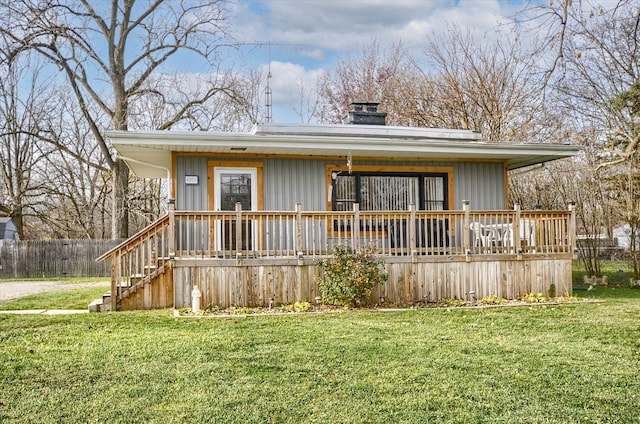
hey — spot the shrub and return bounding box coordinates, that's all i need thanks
[437,298,467,307]
[480,295,507,305]
[316,244,387,308]
[231,306,260,315]
[521,292,548,303]
[279,301,313,312]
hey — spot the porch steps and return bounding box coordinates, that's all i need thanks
[88,262,172,312]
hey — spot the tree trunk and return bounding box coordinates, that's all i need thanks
[112,158,130,239]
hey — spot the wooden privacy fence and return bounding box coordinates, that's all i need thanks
[0,239,123,278]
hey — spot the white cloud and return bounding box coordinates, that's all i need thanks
[225,0,527,123]
[260,61,323,122]
[230,0,520,55]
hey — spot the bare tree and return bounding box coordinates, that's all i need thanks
[518,0,640,161]
[35,91,112,239]
[0,0,237,239]
[511,126,618,277]
[292,77,321,124]
[129,69,263,132]
[419,26,543,142]
[516,1,640,278]
[317,29,544,144]
[317,40,418,124]
[0,55,55,238]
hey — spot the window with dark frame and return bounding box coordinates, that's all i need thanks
[332,172,449,212]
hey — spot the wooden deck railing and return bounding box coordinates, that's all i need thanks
[172,202,577,260]
[98,202,576,309]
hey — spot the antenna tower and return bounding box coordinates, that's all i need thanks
[265,57,272,123]
[243,41,309,124]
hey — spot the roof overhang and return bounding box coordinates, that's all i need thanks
[107,123,582,178]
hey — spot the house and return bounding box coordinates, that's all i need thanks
[613,224,640,250]
[0,217,19,244]
[94,103,582,312]
[0,217,19,270]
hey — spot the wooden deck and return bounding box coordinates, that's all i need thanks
[96,202,577,311]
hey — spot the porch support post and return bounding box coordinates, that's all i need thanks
[295,203,303,261]
[409,204,417,256]
[168,199,175,258]
[352,203,360,251]
[514,204,522,259]
[168,198,176,309]
[235,202,243,260]
[462,200,470,261]
[110,252,119,312]
[568,201,577,258]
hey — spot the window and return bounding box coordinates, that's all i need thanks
[333,172,448,211]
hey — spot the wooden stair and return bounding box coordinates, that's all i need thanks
[92,214,173,312]
[89,262,172,312]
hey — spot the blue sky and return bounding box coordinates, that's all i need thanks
[225,0,527,123]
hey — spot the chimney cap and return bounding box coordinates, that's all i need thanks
[350,101,380,112]
[345,101,386,125]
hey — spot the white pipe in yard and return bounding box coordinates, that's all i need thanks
[191,286,201,313]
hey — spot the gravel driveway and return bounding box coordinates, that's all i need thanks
[0,281,110,302]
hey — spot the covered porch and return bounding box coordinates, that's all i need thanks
[95,202,576,311]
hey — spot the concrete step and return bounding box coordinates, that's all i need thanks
[88,297,111,313]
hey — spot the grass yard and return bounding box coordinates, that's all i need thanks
[572,259,639,286]
[1,287,639,423]
[0,286,108,311]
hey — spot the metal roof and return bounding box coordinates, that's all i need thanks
[107,123,582,178]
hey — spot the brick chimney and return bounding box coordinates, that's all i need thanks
[344,101,387,125]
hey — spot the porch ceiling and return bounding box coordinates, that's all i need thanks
[107,124,582,178]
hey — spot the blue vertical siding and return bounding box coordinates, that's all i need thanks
[175,156,507,212]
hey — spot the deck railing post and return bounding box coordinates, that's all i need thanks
[514,204,522,258]
[168,199,175,258]
[168,198,176,310]
[462,200,470,259]
[111,252,120,312]
[295,203,303,259]
[235,202,243,259]
[352,203,360,251]
[568,201,577,257]
[409,203,417,256]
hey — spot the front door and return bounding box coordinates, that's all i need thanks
[214,167,258,251]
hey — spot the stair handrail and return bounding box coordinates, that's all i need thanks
[96,214,171,312]
[95,214,170,263]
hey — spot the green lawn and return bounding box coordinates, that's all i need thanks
[573,259,638,286]
[1,287,639,423]
[0,286,108,311]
